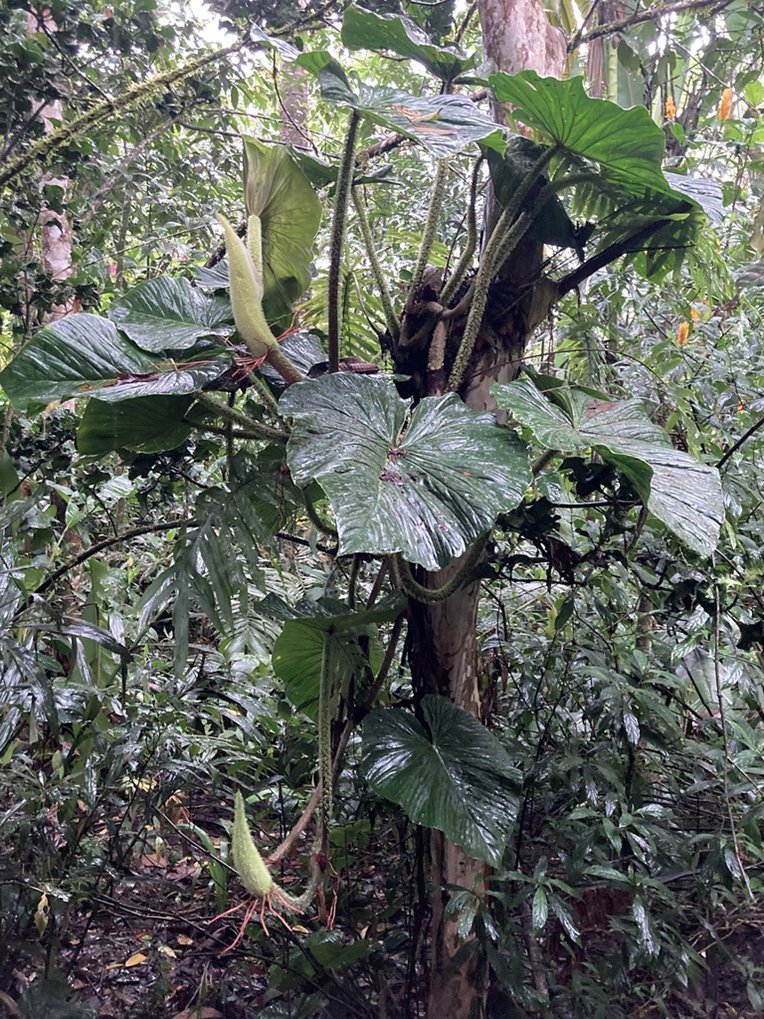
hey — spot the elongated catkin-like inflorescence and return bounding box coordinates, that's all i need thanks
[246,214,265,300]
[232,791,274,898]
[215,212,276,360]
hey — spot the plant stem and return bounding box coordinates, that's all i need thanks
[447,146,557,393]
[194,392,289,442]
[265,344,304,386]
[440,156,483,306]
[409,158,450,298]
[328,111,361,373]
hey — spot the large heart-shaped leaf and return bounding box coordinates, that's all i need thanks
[89,360,230,402]
[281,374,531,571]
[493,377,723,556]
[362,694,520,866]
[0,314,156,411]
[490,71,675,200]
[296,51,503,157]
[108,277,232,352]
[77,395,194,454]
[242,138,322,327]
[341,7,477,83]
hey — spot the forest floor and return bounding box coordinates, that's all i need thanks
[2,788,762,1019]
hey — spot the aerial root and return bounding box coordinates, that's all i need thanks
[210,885,300,954]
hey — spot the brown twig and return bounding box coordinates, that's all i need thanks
[575,0,737,48]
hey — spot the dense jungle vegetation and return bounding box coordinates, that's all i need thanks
[1,0,764,1016]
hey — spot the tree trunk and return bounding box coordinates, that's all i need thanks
[400,2,566,1015]
[27,9,74,321]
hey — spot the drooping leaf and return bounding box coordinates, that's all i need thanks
[242,138,322,327]
[270,595,403,717]
[77,395,193,454]
[108,277,232,353]
[296,51,503,157]
[281,374,531,571]
[493,376,723,556]
[341,7,477,82]
[362,694,520,866]
[88,359,231,403]
[0,314,155,411]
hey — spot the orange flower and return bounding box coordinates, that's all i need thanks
[677,321,690,346]
[718,87,733,121]
[665,95,677,120]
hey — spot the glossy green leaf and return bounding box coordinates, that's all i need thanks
[242,138,322,327]
[281,374,531,571]
[493,376,723,556]
[362,694,519,866]
[296,51,503,157]
[490,71,673,199]
[87,359,230,403]
[108,276,232,352]
[77,395,193,454]
[532,886,549,931]
[0,314,155,412]
[341,7,477,82]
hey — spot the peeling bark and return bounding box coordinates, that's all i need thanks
[27,10,74,321]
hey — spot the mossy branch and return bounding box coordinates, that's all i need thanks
[446,211,531,393]
[447,146,558,393]
[318,632,334,844]
[408,158,450,299]
[0,42,244,190]
[440,156,483,307]
[328,111,361,373]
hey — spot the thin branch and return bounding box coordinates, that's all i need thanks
[555,220,667,297]
[717,415,764,470]
[575,0,737,48]
[33,518,199,596]
[328,111,361,373]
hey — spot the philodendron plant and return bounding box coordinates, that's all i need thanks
[1,9,725,933]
